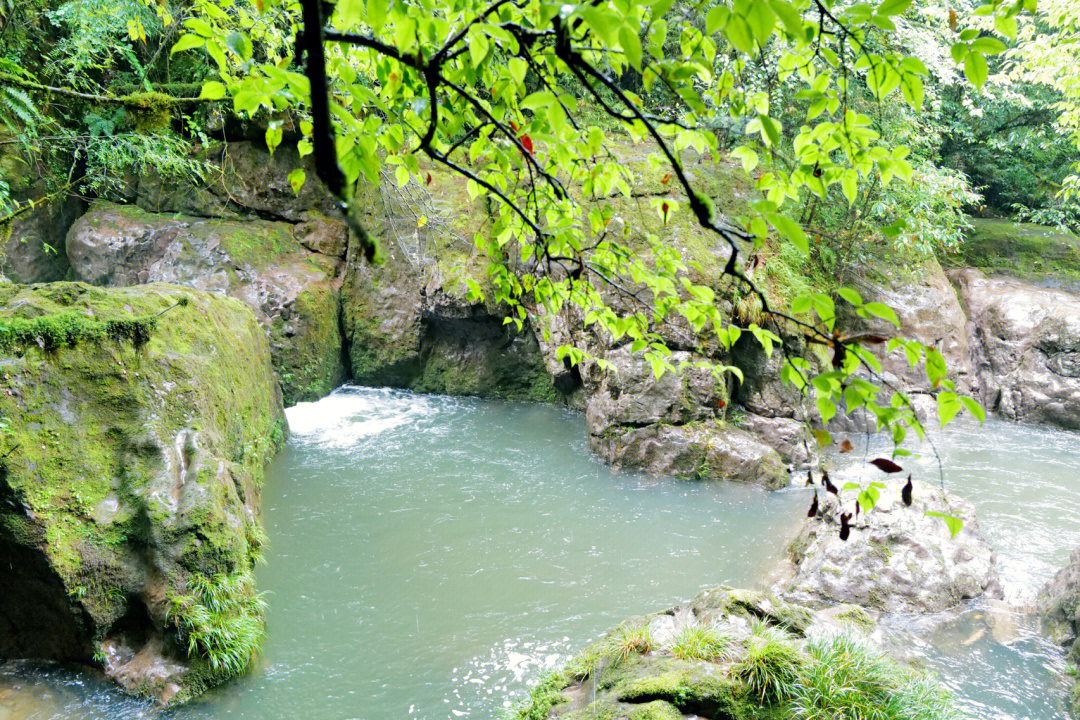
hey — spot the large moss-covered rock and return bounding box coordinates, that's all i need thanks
[0,282,285,705]
[65,202,346,404]
[776,475,1000,613]
[1036,546,1080,713]
[959,218,1080,293]
[512,586,954,720]
[952,267,1080,430]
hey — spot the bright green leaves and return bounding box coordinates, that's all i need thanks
[287,168,305,195]
[171,34,205,55]
[766,213,808,254]
[618,25,642,72]
[926,511,964,538]
[877,0,913,16]
[963,50,989,90]
[199,81,227,100]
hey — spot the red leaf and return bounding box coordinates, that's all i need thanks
[870,458,903,473]
[839,439,854,453]
[661,173,671,185]
[424,172,433,186]
[520,134,534,155]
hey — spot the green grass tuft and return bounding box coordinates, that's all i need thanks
[670,624,731,662]
[166,570,266,677]
[733,622,806,704]
[790,633,961,719]
[604,622,654,662]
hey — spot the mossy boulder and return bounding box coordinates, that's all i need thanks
[512,586,954,720]
[0,282,285,705]
[65,202,346,405]
[957,218,1080,292]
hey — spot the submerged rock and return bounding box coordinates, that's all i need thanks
[776,476,1000,613]
[65,202,346,405]
[953,268,1080,431]
[514,586,957,719]
[0,282,285,704]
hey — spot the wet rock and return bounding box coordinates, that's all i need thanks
[65,202,345,404]
[1036,546,1080,713]
[0,282,285,705]
[843,258,974,393]
[740,413,811,465]
[590,422,788,488]
[776,476,1001,613]
[952,268,1080,430]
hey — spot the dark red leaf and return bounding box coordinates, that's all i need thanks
[807,491,819,518]
[870,458,903,473]
[822,470,838,495]
[839,512,852,541]
[902,473,913,507]
[839,439,853,453]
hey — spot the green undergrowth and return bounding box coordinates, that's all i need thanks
[166,570,266,676]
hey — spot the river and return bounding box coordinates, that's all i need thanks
[1,386,1078,719]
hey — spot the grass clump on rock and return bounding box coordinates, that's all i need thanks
[604,622,654,663]
[733,622,806,704]
[790,634,960,720]
[167,571,267,676]
[670,624,730,662]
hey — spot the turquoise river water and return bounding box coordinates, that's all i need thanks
[1,386,1079,719]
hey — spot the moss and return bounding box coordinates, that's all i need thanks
[513,669,572,720]
[0,282,285,702]
[833,606,875,632]
[626,700,682,720]
[120,92,176,133]
[956,218,1080,288]
[869,539,893,563]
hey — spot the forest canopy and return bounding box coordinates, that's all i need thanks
[1,0,1077,528]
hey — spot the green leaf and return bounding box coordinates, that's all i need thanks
[960,395,986,422]
[521,90,556,110]
[766,213,808,255]
[287,168,305,195]
[925,511,964,538]
[877,0,913,16]
[864,301,900,328]
[706,5,730,35]
[508,57,527,86]
[767,0,804,37]
[838,287,863,307]
[964,51,989,90]
[469,31,490,67]
[171,35,204,55]
[198,81,226,100]
[994,14,1018,40]
[971,37,1007,55]
[619,25,642,72]
[368,0,388,33]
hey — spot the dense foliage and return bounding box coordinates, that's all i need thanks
[1,0,1074,535]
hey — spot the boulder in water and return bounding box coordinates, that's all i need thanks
[776,476,1001,613]
[65,202,345,405]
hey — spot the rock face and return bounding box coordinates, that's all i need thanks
[66,202,346,405]
[953,268,1080,430]
[0,143,83,283]
[515,586,956,720]
[0,282,285,704]
[845,258,974,393]
[1036,546,1080,711]
[777,476,1000,613]
[341,166,565,402]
